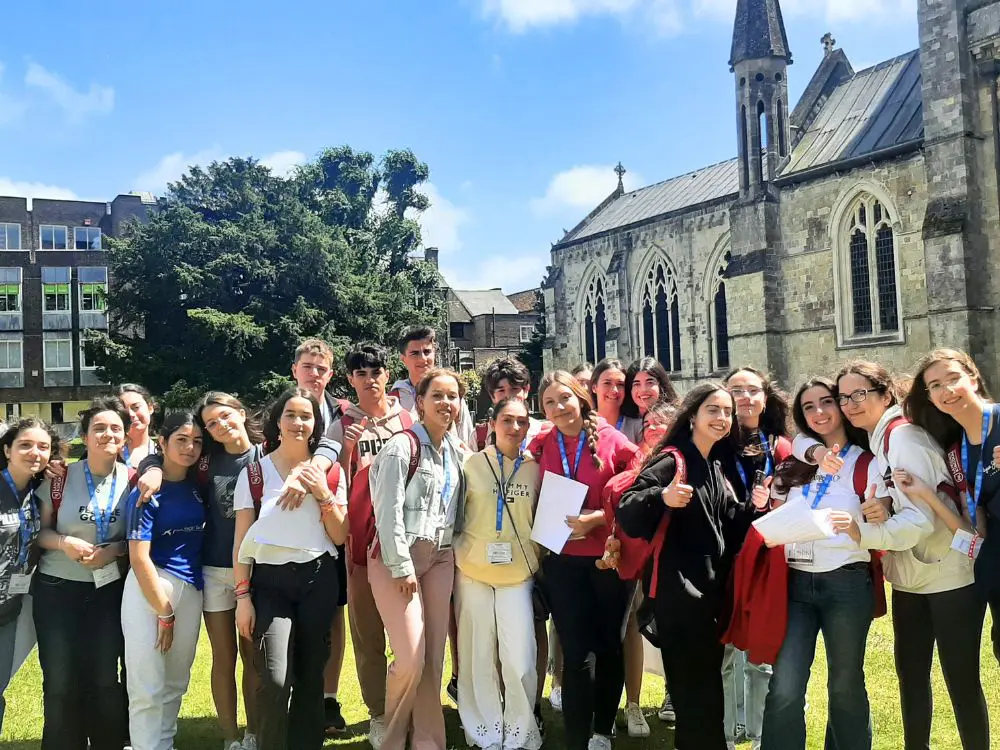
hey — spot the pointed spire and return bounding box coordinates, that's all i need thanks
[614,162,627,195]
[729,0,792,69]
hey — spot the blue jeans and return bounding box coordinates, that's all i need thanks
[723,645,771,741]
[761,564,873,750]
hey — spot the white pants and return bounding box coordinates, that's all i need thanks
[121,568,203,750]
[455,573,541,750]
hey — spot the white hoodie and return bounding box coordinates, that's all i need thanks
[792,406,974,594]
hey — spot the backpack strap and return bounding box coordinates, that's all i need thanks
[854,452,874,501]
[402,429,421,485]
[49,470,66,530]
[325,462,342,497]
[945,441,968,496]
[399,410,415,430]
[247,460,265,517]
[649,446,685,598]
[882,416,910,455]
[196,454,211,488]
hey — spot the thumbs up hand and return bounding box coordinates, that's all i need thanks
[861,483,890,525]
[819,444,846,475]
[751,476,773,510]
[661,471,694,509]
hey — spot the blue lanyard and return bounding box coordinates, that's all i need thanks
[557,431,586,481]
[961,406,995,520]
[122,443,130,464]
[616,415,625,431]
[440,443,454,514]
[3,469,37,568]
[802,444,851,509]
[84,464,118,545]
[736,431,773,490]
[495,448,524,535]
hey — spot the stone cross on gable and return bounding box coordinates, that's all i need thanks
[614,162,627,191]
[821,33,836,56]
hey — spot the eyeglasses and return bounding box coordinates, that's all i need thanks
[730,387,763,398]
[836,388,885,406]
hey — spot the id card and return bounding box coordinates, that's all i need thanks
[8,573,32,595]
[436,527,454,550]
[487,542,513,565]
[950,529,983,560]
[785,542,814,564]
[93,562,122,588]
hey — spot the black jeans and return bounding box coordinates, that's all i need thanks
[252,553,340,750]
[542,554,630,750]
[892,585,990,750]
[656,595,727,750]
[32,572,127,750]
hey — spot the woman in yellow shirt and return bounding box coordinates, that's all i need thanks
[455,398,542,750]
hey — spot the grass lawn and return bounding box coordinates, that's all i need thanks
[2,605,996,749]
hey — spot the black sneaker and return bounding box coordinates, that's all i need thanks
[324,697,346,735]
[447,675,459,704]
[534,703,545,743]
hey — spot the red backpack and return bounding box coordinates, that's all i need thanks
[881,416,962,511]
[851,451,887,618]
[601,446,686,598]
[341,415,420,567]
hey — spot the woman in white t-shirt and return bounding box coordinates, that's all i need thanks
[233,389,348,750]
[759,378,881,750]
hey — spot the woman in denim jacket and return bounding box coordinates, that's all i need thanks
[368,367,467,750]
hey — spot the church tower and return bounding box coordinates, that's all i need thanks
[730,0,792,197]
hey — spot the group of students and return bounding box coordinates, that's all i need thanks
[0,327,996,750]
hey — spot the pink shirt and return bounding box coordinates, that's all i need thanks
[530,418,638,557]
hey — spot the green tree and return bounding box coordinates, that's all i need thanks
[88,150,444,407]
[517,289,546,395]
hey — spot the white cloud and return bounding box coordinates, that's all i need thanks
[0,177,79,209]
[24,62,114,120]
[410,182,471,253]
[261,150,306,177]
[0,63,27,126]
[442,251,548,295]
[482,0,638,31]
[531,164,644,216]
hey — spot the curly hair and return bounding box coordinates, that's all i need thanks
[540,370,603,470]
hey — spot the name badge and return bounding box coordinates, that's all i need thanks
[436,527,454,551]
[487,542,513,565]
[785,542,814,564]
[9,573,32,596]
[950,529,983,560]
[93,562,122,588]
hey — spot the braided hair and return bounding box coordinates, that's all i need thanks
[540,370,604,471]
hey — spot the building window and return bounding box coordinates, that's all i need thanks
[0,268,21,312]
[79,267,108,311]
[841,195,901,340]
[40,225,68,250]
[519,324,535,343]
[74,227,103,250]
[51,402,64,424]
[710,251,731,370]
[0,339,22,373]
[0,223,20,250]
[581,275,608,364]
[42,267,72,312]
[638,259,682,372]
[449,322,465,339]
[43,337,73,371]
[80,338,98,370]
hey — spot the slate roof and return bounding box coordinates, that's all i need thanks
[782,50,923,175]
[451,288,520,317]
[730,0,792,68]
[558,158,741,244]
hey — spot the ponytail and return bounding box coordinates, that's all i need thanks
[584,413,604,471]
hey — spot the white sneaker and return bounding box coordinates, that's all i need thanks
[657,694,675,722]
[588,733,613,750]
[624,702,650,738]
[549,686,563,712]
[241,734,257,750]
[369,715,387,750]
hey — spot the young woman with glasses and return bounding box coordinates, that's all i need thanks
[807,360,987,750]
[720,367,792,750]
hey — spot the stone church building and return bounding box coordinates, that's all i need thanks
[542,0,1000,392]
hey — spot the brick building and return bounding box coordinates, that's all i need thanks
[446,287,541,371]
[0,193,152,429]
[543,0,1000,391]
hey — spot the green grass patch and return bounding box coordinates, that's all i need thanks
[2,605,995,748]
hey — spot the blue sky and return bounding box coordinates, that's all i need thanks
[0,0,918,293]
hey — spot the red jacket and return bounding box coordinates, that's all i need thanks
[722,526,788,665]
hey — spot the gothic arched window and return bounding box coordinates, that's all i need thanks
[582,275,607,363]
[710,251,731,370]
[638,260,681,372]
[841,194,900,339]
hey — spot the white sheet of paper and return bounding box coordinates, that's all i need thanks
[752,499,838,546]
[250,500,328,551]
[530,471,588,553]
